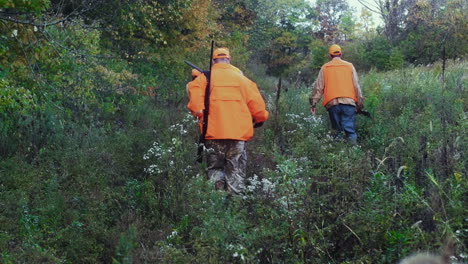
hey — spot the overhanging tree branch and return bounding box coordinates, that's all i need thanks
[356,0,382,14]
[0,13,71,27]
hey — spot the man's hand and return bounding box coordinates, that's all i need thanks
[310,107,316,115]
[357,102,364,111]
[194,110,204,122]
[194,109,203,117]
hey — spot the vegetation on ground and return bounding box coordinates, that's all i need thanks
[0,0,466,263]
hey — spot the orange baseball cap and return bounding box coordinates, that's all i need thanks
[192,69,202,77]
[213,47,231,59]
[329,44,342,55]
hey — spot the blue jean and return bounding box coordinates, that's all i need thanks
[328,104,357,141]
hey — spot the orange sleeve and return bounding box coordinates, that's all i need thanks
[187,74,207,117]
[245,79,269,123]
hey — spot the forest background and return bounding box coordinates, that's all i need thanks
[0,0,466,263]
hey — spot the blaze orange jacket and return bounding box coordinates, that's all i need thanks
[322,59,357,106]
[187,63,269,141]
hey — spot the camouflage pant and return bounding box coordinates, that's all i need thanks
[205,139,247,195]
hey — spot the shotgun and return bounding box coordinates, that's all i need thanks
[185,41,215,163]
[184,60,205,75]
[357,108,372,118]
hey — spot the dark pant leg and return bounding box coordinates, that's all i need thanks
[328,105,343,139]
[340,105,357,140]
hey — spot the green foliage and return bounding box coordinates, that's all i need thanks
[361,36,405,71]
[400,0,468,64]
[310,40,328,70]
[247,0,315,78]
[0,79,36,114]
[92,0,218,57]
[0,0,466,263]
[0,0,50,13]
[1,54,467,264]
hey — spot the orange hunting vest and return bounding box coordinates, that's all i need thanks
[322,59,357,106]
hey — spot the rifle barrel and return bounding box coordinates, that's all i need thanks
[184,60,205,73]
[196,40,215,163]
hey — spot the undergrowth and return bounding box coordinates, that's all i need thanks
[0,61,466,263]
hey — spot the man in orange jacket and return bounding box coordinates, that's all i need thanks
[310,44,363,144]
[187,47,269,194]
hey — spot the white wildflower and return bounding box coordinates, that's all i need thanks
[167,230,178,240]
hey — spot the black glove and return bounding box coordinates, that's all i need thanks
[254,122,264,128]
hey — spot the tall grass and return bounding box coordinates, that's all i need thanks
[0,61,466,263]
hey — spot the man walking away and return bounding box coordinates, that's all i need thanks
[310,44,364,145]
[187,47,269,194]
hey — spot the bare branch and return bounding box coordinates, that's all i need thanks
[357,0,382,14]
[0,13,70,27]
